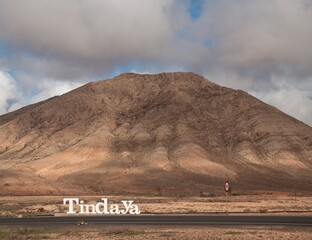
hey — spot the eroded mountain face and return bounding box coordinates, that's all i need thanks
[1,72,312,195]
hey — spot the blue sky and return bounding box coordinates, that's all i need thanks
[188,0,204,20]
[0,0,312,125]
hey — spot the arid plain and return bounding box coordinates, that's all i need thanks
[1,194,312,240]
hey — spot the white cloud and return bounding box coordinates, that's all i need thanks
[0,71,18,115]
[1,0,311,82]
[0,0,312,125]
[0,0,175,76]
[253,88,312,126]
[251,80,312,126]
[29,79,82,104]
[192,0,312,80]
[0,70,82,114]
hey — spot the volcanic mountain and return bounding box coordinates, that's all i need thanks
[1,72,312,196]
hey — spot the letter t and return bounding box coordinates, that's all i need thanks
[63,198,79,214]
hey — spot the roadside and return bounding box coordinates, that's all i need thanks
[0,224,312,240]
[1,195,311,217]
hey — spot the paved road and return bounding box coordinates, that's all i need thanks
[0,215,312,226]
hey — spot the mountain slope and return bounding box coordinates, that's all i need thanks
[1,72,312,195]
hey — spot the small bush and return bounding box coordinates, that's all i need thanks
[225,231,243,235]
[243,208,251,213]
[108,229,147,236]
[0,230,8,238]
[200,191,215,197]
[259,208,268,213]
[122,230,147,236]
[16,227,41,235]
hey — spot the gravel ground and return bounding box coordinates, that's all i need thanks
[0,225,312,240]
[1,195,312,217]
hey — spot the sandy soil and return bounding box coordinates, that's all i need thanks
[0,195,311,217]
[0,225,312,240]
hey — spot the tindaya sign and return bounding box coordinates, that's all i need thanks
[63,198,140,214]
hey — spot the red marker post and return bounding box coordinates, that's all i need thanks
[224,180,230,214]
[224,180,230,193]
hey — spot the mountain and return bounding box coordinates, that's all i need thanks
[1,72,312,196]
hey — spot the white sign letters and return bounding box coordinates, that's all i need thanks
[63,198,141,214]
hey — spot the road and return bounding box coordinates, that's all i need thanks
[0,215,312,226]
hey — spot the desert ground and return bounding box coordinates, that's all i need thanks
[0,225,312,240]
[0,194,311,217]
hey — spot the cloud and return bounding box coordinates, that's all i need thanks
[0,0,176,79]
[0,0,312,125]
[0,71,18,115]
[182,0,312,82]
[0,69,82,114]
[1,0,311,81]
[250,78,312,126]
[29,79,82,104]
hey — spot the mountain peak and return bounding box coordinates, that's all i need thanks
[0,72,312,195]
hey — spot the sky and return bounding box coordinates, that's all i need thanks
[0,0,312,125]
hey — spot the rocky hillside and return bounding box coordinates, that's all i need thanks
[0,72,312,196]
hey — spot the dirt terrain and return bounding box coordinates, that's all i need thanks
[0,72,312,195]
[0,195,311,217]
[0,225,311,240]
